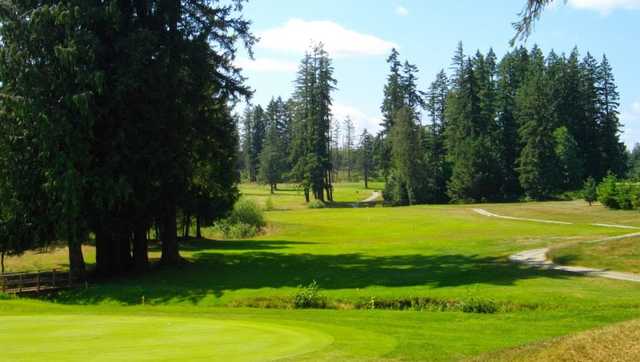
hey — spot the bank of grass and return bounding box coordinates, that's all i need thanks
[3,183,640,360]
[476,318,640,362]
[549,236,640,274]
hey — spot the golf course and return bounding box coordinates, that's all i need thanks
[2,183,640,361]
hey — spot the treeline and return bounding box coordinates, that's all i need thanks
[382,43,628,204]
[240,44,384,201]
[0,1,252,276]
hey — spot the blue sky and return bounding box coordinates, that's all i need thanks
[236,0,640,148]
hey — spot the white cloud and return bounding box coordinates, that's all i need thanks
[332,103,382,134]
[621,99,640,148]
[258,19,397,57]
[395,5,409,16]
[235,57,297,73]
[568,0,640,14]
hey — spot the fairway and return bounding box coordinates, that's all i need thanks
[0,314,333,361]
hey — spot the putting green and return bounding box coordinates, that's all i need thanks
[0,315,333,361]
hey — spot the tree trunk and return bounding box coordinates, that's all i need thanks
[68,239,85,279]
[304,188,310,203]
[160,200,180,265]
[183,213,190,239]
[133,223,148,271]
[364,167,369,189]
[196,216,202,239]
[270,184,275,194]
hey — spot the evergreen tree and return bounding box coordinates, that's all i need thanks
[496,47,529,198]
[258,122,285,193]
[386,107,425,205]
[516,47,559,199]
[424,70,450,202]
[358,130,375,189]
[583,177,597,206]
[553,127,583,190]
[343,117,356,181]
[596,55,627,177]
[290,43,336,202]
[629,144,640,180]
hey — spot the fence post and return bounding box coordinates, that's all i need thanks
[18,273,23,293]
[1,274,5,293]
[36,272,41,292]
[52,269,56,288]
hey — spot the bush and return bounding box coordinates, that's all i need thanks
[583,177,597,205]
[229,199,266,228]
[293,280,326,309]
[616,183,636,210]
[218,221,258,239]
[0,292,11,300]
[597,173,620,209]
[307,200,325,209]
[461,298,498,314]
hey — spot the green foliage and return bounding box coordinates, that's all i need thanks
[597,174,620,209]
[293,280,326,309]
[462,298,498,314]
[583,177,597,205]
[218,221,259,240]
[229,199,266,229]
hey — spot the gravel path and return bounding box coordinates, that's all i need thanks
[472,208,640,283]
[361,191,382,203]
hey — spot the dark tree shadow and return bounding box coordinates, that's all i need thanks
[54,238,578,306]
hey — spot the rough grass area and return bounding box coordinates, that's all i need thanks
[475,319,640,361]
[549,236,640,274]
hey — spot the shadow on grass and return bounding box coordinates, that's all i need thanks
[54,238,576,306]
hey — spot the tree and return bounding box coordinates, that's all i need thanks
[424,70,450,202]
[597,55,627,177]
[359,130,375,189]
[583,177,597,206]
[446,56,501,202]
[512,0,557,44]
[343,117,355,181]
[0,0,254,276]
[386,107,425,205]
[258,122,285,193]
[516,47,559,199]
[290,43,336,202]
[554,127,583,190]
[629,144,640,180]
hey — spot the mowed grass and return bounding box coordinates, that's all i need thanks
[550,235,640,274]
[2,183,640,361]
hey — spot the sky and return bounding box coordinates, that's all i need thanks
[235,0,640,148]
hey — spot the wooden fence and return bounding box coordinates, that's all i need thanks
[0,270,81,294]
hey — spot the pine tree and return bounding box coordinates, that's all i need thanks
[359,130,375,189]
[516,47,559,199]
[596,55,626,177]
[496,47,529,198]
[290,43,336,202]
[258,122,285,193]
[343,117,355,181]
[554,126,583,189]
[424,70,450,202]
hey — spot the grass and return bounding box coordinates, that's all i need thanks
[2,182,640,360]
[550,235,640,274]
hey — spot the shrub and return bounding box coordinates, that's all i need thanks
[616,184,636,210]
[0,292,11,300]
[583,177,597,206]
[229,199,266,228]
[307,200,325,209]
[218,221,258,239]
[293,280,326,309]
[597,173,620,209]
[461,298,498,314]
